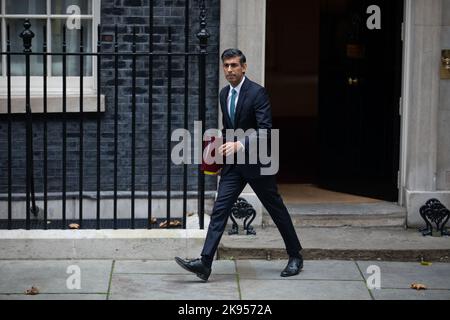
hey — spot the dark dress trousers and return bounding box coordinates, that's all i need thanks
[201,77,302,266]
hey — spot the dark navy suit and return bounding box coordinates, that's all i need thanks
[201,78,302,266]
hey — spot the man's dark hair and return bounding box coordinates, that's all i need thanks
[221,48,247,65]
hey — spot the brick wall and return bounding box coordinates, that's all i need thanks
[0,0,220,194]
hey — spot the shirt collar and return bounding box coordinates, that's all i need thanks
[229,76,246,95]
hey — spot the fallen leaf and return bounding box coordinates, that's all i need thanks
[159,220,167,228]
[159,220,182,228]
[25,286,40,295]
[171,220,182,227]
[411,283,427,290]
[187,212,195,217]
[69,223,80,230]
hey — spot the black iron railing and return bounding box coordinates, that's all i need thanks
[0,0,209,231]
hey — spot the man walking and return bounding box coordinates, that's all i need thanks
[175,49,303,282]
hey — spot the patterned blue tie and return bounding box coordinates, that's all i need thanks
[230,89,237,126]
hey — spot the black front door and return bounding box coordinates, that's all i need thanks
[318,0,403,201]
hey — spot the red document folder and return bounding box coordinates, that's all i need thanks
[201,135,223,176]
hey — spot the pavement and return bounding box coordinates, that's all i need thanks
[1,222,449,301]
[1,258,450,300]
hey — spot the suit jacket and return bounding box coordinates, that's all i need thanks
[219,77,273,179]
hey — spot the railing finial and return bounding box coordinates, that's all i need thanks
[20,19,35,53]
[197,0,210,53]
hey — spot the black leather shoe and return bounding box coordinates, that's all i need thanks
[175,257,211,282]
[280,256,303,277]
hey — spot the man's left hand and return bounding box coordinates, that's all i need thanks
[219,142,244,157]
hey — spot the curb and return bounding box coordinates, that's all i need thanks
[217,247,450,262]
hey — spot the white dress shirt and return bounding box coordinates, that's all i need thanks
[226,76,246,151]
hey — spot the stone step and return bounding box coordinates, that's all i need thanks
[262,202,407,228]
[0,214,210,260]
[0,229,207,260]
[218,226,450,262]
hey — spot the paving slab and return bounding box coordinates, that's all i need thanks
[239,279,371,300]
[370,289,450,300]
[236,260,363,281]
[114,260,236,275]
[357,261,450,289]
[0,294,107,300]
[109,274,239,300]
[0,260,112,294]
